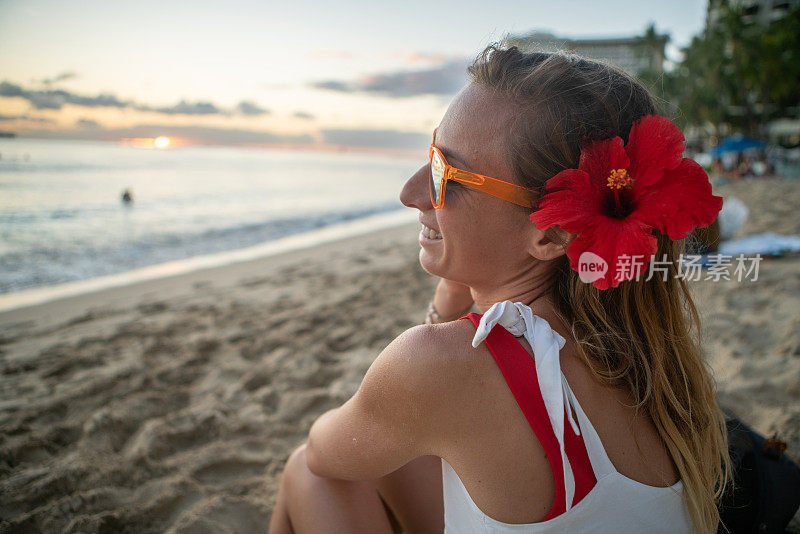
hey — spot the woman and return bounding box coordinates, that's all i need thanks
[269,43,731,534]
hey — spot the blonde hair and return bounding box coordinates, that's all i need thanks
[468,42,731,533]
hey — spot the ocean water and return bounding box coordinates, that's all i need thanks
[0,138,421,295]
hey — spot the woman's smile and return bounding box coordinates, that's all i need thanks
[419,221,443,244]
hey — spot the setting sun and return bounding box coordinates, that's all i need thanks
[117,136,180,149]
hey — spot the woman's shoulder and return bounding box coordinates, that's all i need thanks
[377,319,490,407]
[387,318,483,373]
[402,318,484,371]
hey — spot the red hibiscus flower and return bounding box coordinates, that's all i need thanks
[529,115,723,290]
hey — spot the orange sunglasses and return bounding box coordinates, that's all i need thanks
[429,127,538,209]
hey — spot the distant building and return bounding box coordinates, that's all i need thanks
[506,31,666,77]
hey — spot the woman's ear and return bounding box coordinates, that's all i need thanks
[526,221,572,261]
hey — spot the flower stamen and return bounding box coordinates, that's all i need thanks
[606,168,634,214]
[606,168,633,190]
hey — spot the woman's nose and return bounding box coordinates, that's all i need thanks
[400,164,433,211]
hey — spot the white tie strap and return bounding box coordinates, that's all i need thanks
[471,300,582,512]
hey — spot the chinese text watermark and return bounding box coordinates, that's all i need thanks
[578,252,763,283]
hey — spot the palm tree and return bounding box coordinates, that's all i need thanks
[635,23,669,76]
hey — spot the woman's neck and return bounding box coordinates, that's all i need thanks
[471,284,553,316]
[471,285,577,365]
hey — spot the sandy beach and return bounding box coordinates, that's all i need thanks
[1,177,798,533]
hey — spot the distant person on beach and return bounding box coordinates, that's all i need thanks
[121,189,134,204]
[270,43,730,534]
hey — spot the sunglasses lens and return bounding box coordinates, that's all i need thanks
[431,150,445,206]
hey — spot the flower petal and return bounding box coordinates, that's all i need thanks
[565,216,658,290]
[630,158,723,240]
[578,136,630,183]
[530,169,605,234]
[625,115,685,190]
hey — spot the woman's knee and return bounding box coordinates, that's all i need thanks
[277,441,396,533]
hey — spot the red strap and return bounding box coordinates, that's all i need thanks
[459,312,596,520]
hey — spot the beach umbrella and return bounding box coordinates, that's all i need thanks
[710,135,768,156]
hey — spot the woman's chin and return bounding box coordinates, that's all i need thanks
[418,249,443,278]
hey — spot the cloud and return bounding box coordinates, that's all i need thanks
[19,123,314,147]
[36,71,78,86]
[0,113,56,123]
[0,82,26,98]
[13,120,429,151]
[137,99,223,116]
[119,125,313,145]
[236,100,270,116]
[0,80,269,118]
[312,80,352,92]
[26,90,72,110]
[321,128,429,150]
[76,118,100,128]
[59,91,130,109]
[1,81,133,110]
[293,111,314,120]
[311,59,469,98]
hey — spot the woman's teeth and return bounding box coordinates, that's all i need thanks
[421,224,443,239]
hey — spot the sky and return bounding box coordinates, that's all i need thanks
[0,0,708,152]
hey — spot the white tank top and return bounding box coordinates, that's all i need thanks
[442,300,694,533]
